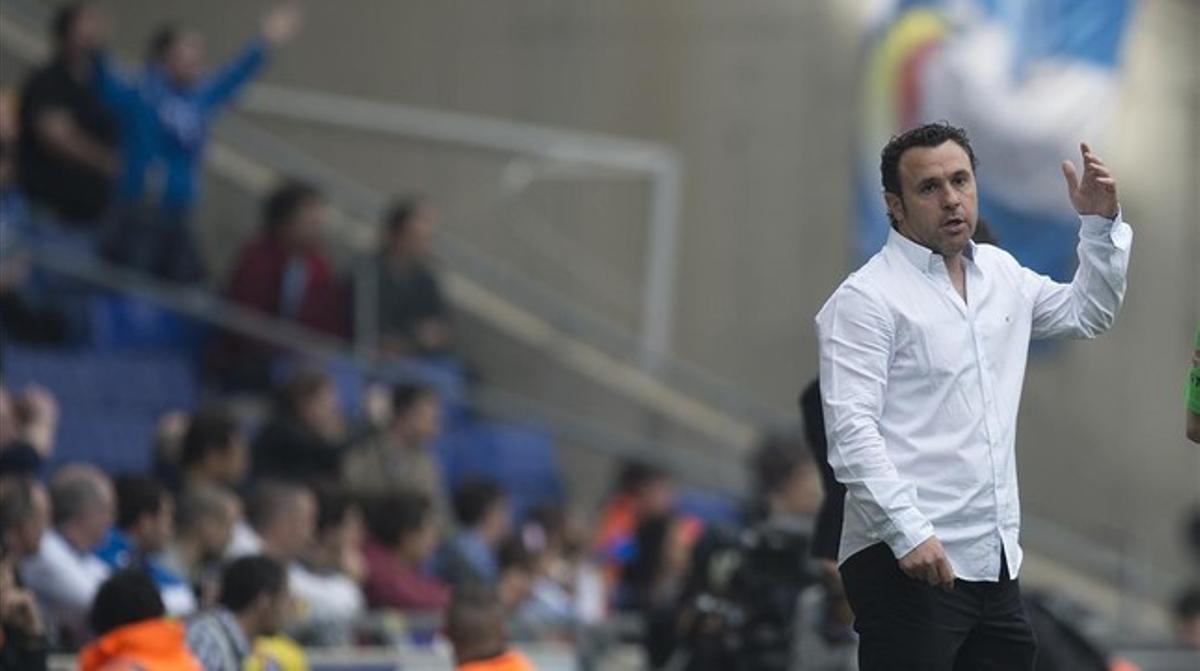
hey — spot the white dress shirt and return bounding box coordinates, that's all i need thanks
[20,529,112,641]
[815,213,1131,581]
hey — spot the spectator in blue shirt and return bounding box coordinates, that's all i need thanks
[95,475,197,617]
[96,4,302,282]
[438,479,512,588]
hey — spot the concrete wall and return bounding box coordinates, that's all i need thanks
[28,0,1199,587]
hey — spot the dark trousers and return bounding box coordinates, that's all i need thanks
[839,542,1037,671]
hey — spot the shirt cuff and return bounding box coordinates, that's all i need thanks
[882,508,935,560]
[1080,208,1131,249]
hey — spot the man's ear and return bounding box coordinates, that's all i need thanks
[884,192,905,227]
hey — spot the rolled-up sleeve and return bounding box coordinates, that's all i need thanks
[1023,211,1132,340]
[816,283,934,559]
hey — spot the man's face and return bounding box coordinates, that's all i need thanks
[776,465,825,518]
[283,491,317,560]
[67,6,108,54]
[164,33,204,87]
[886,141,978,258]
[287,199,328,250]
[198,504,235,560]
[216,435,249,486]
[15,484,50,559]
[143,495,175,554]
[82,480,116,549]
[400,396,441,445]
[389,205,437,259]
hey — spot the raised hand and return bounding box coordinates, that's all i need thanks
[1061,142,1119,219]
[262,3,303,47]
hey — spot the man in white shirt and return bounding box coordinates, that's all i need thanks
[816,122,1130,669]
[20,464,115,648]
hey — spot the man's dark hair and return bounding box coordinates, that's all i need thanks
[392,383,435,418]
[180,407,240,468]
[613,461,667,497]
[362,491,431,547]
[384,196,427,240]
[880,122,979,229]
[498,535,536,574]
[51,3,87,46]
[114,475,168,530]
[89,569,165,636]
[314,484,355,536]
[752,431,815,499]
[146,24,181,64]
[453,479,505,528]
[263,180,322,235]
[219,555,286,613]
[274,370,332,418]
[446,584,505,660]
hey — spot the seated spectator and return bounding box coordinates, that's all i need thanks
[149,411,191,494]
[593,461,675,589]
[214,181,346,390]
[178,406,248,492]
[446,585,536,671]
[0,383,59,479]
[496,537,536,618]
[160,484,238,608]
[95,5,302,282]
[252,371,358,483]
[228,480,316,565]
[364,198,453,356]
[343,383,446,513]
[508,505,605,639]
[0,477,51,671]
[19,464,114,648]
[94,475,196,616]
[287,486,365,646]
[361,491,449,612]
[80,570,201,671]
[1176,585,1200,650]
[186,555,289,671]
[17,2,118,227]
[1,540,48,671]
[438,480,512,588]
[1,92,68,346]
[0,476,51,561]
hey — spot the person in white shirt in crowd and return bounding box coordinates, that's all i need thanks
[816,122,1130,670]
[161,483,239,609]
[286,485,366,646]
[19,463,115,647]
[226,479,316,561]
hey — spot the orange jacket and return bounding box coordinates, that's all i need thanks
[458,650,537,671]
[80,619,202,671]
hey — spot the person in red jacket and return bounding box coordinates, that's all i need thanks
[212,179,346,390]
[361,491,449,612]
[79,569,201,671]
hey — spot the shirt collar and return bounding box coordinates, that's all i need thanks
[886,227,976,273]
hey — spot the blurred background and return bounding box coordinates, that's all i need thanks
[0,0,1197,670]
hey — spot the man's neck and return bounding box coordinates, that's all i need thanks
[58,524,94,554]
[234,611,260,644]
